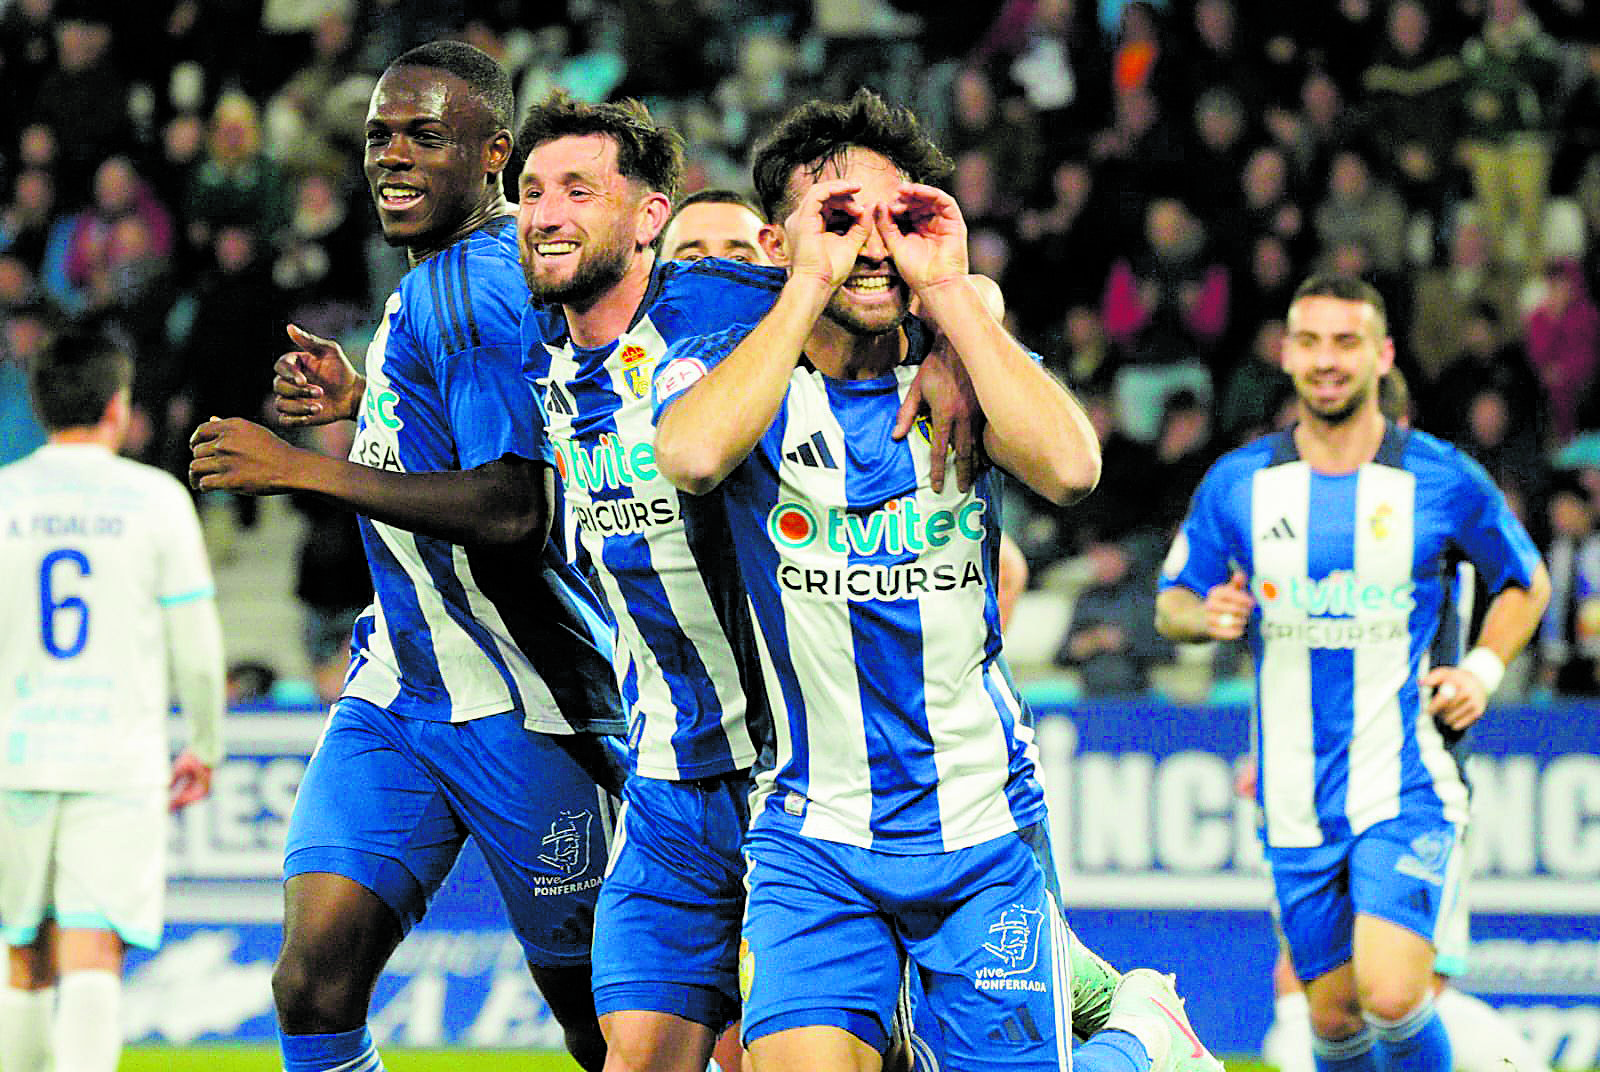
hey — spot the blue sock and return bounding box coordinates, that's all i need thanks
[1370,998,1451,1072]
[1074,1028,1153,1072]
[279,1025,385,1072]
[1313,1025,1381,1072]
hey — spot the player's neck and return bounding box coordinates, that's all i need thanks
[564,248,656,349]
[1293,404,1385,475]
[804,319,905,381]
[48,426,117,450]
[406,197,514,268]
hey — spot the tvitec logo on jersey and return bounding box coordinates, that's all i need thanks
[767,497,986,555]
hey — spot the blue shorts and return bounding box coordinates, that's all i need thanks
[1269,815,1466,983]
[285,697,618,968]
[592,770,751,1031]
[740,824,1071,1071]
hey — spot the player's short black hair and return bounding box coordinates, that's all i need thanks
[1290,273,1389,336]
[28,330,132,431]
[387,40,515,134]
[750,89,953,224]
[1377,367,1410,423]
[516,90,685,203]
[670,187,766,223]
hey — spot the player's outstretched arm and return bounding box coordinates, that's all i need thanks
[657,179,866,494]
[189,417,551,546]
[882,188,1098,505]
[272,323,365,427]
[1423,561,1551,730]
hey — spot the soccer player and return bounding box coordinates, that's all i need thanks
[653,89,1222,1072]
[187,43,623,1072]
[1156,274,1551,1072]
[0,330,225,1072]
[659,188,770,264]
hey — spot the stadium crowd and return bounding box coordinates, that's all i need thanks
[2,0,1598,699]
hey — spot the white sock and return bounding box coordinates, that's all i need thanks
[1262,990,1317,1072]
[53,970,121,1072]
[0,984,55,1072]
[1435,987,1551,1072]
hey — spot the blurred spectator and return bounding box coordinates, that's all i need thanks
[1525,256,1600,445]
[0,255,38,310]
[184,90,291,254]
[1266,67,1359,199]
[264,8,374,181]
[1229,233,1300,356]
[1457,383,1549,527]
[1217,318,1293,448]
[30,15,129,208]
[0,303,52,465]
[969,0,1107,137]
[1425,299,1546,454]
[1146,387,1220,536]
[227,660,280,706]
[945,66,1047,207]
[1239,144,1313,268]
[1536,470,1600,696]
[1552,40,1600,197]
[1184,86,1251,235]
[1409,212,1525,384]
[1313,148,1410,274]
[1011,158,1115,351]
[1171,0,1268,115]
[0,167,58,270]
[0,0,58,143]
[1088,84,1187,209]
[59,156,176,314]
[1459,0,1562,268]
[1101,196,1227,439]
[272,171,372,332]
[1360,0,1464,262]
[1055,536,1173,695]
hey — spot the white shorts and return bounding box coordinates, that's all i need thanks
[0,788,168,950]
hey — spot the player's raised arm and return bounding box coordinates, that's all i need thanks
[189,418,552,547]
[655,178,869,494]
[882,185,1099,506]
[272,323,366,427]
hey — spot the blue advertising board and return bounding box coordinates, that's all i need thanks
[127,701,1600,1063]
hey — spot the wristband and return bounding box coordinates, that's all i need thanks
[1459,647,1506,697]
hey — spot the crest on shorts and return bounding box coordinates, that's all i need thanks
[1394,830,1451,886]
[539,809,593,876]
[982,903,1044,974]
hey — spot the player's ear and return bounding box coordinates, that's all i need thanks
[759,224,787,266]
[637,191,672,250]
[1378,334,1396,376]
[483,129,514,183]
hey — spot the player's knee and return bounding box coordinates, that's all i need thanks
[271,945,368,1032]
[1359,984,1432,1028]
[1309,1002,1366,1043]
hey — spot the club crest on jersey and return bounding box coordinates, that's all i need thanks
[976,903,1047,991]
[618,343,655,399]
[538,809,593,876]
[1370,502,1395,541]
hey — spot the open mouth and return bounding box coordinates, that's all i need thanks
[842,275,897,296]
[379,184,424,211]
[535,240,580,258]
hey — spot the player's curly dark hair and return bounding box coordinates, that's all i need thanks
[750,89,953,224]
[516,90,685,203]
[387,41,515,135]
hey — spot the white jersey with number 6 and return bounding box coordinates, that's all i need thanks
[0,443,215,792]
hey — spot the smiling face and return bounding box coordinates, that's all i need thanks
[660,201,768,264]
[517,132,654,307]
[782,147,911,337]
[363,65,504,254]
[1283,294,1394,426]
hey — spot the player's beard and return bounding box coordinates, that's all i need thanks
[524,230,633,308]
[822,283,909,337]
[1301,375,1372,426]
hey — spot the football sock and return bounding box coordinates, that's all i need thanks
[1076,1027,1153,1072]
[54,970,122,1072]
[1262,990,1316,1072]
[280,1024,385,1072]
[1068,927,1123,1039]
[1312,1024,1381,1072]
[0,984,54,1072]
[1370,995,1452,1072]
[1435,986,1549,1072]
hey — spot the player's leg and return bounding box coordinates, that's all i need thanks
[1273,840,1378,1072]
[273,698,468,1072]
[0,791,59,1072]
[1261,949,1316,1072]
[1433,986,1551,1072]
[433,715,619,1072]
[582,771,749,1072]
[1348,819,1463,1072]
[2,924,55,1072]
[740,829,900,1072]
[52,926,125,1072]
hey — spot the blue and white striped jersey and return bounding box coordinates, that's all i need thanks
[522,258,783,779]
[344,215,623,734]
[652,320,1047,854]
[1160,424,1541,848]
